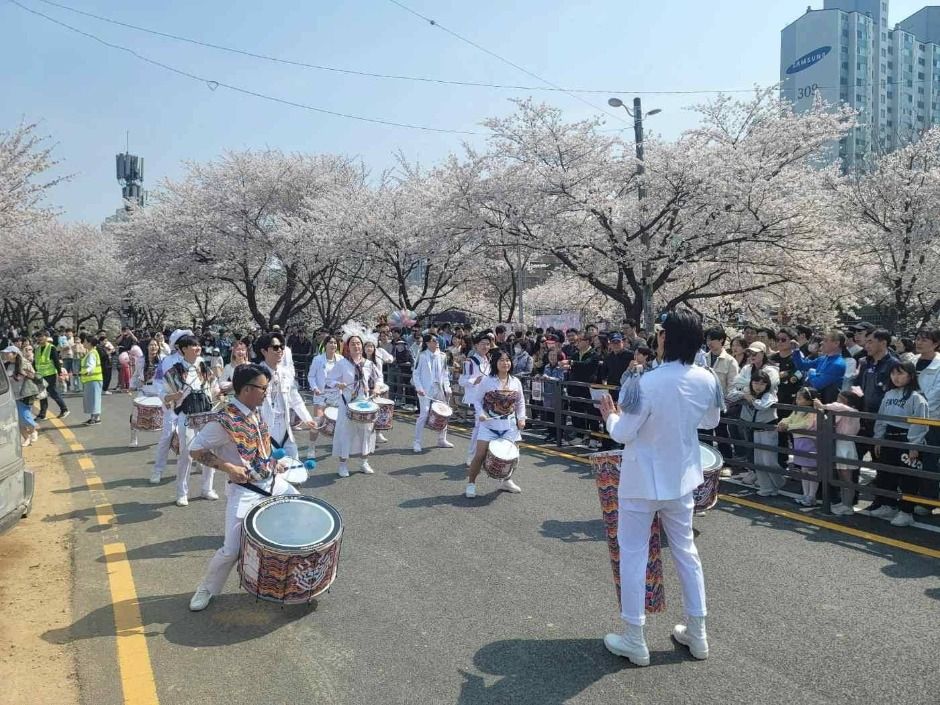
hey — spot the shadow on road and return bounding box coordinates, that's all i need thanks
[53,477,156,494]
[399,493,500,509]
[387,460,466,480]
[43,500,177,529]
[94,535,222,563]
[539,519,605,543]
[458,637,681,704]
[59,445,151,457]
[43,593,315,648]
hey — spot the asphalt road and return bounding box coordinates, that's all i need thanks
[41,393,940,705]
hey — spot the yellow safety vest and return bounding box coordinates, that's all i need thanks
[80,348,103,383]
[35,343,56,377]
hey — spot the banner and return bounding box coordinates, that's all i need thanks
[535,312,582,332]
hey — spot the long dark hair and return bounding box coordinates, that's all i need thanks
[749,368,773,397]
[487,348,513,377]
[887,359,920,400]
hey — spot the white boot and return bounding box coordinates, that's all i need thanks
[438,430,454,448]
[306,434,317,460]
[604,622,650,666]
[673,615,708,660]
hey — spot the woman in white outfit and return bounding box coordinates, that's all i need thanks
[465,348,525,498]
[364,339,393,444]
[161,335,220,506]
[218,340,250,397]
[412,334,454,453]
[306,336,344,458]
[458,334,492,465]
[332,334,382,478]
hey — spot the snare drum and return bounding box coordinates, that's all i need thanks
[426,401,452,432]
[693,443,724,512]
[373,398,395,431]
[588,450,665,613]
[346,399,379,425]
[186,411,216,433]
[320,407,338,436]
[130,396,164,432]
[483,438,519,480]
[239,495,343,604]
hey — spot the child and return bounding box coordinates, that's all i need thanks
[778,387,819,507]
[814,388,864,515]
[871,360,929,527]
[741,369,784,496]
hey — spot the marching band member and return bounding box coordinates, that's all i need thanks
[333,330,382,478]
[598,310,721,666]
[363,339,393,443]
[257,332,315,461]
[187,363,299,612]
[306,335,344,459]
[465,348,525,498]
[458,334,492,466]
[161,335,221,506]
[218,340,250,396]
[412,333,453,453]
[149,329,190,485]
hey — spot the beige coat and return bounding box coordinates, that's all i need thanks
[707,349,739,394]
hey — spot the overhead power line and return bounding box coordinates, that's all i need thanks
[9,0,480,135]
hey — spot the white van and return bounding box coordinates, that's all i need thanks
[0,363,34,534]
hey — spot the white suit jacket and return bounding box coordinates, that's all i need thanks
[412,349,451,399]
[260,362,311,446]
[605,361,721,501]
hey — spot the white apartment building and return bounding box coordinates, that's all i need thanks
[781,1,940,166]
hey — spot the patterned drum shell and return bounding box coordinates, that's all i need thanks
[693,443,724,512]
[186,411,216,433]
[130,396,164,432]
[238,495,343,604]
[346,399,379,425]
[426,401,452,432]
[320,407,338,437]
[373,398,395,431]
[483,438,518,480]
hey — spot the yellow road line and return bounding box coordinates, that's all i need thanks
[48,416,161,704]
[721,495,940,560]
[103,543,160,705]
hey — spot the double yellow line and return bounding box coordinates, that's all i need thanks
[49,417,160,705]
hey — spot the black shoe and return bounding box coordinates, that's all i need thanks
[35,415,47,421]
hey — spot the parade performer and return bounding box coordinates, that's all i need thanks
[257,332,315,461]
[465,348,525,498]
[333,325,382,478]
[363,339,393,444]
[149,329,190,485]
[412,333,454,453]
[597,310,721,666]
[187,363,299,612]
[458,334,492,465]
[162,335,220,506]
[306,335,344,458]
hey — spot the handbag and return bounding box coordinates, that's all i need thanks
[34,376,48,401]
[16,376,42,400]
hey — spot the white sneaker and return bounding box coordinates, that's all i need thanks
[890,511,915,527]
[377,433,389,444]
[360,460,374,474]
[338,465,350,478]
[914,505,931,516]
[176,496,189,507]
[437,438,455,448]
[603,624,650,666]
[720,467,732,478]
[29,430,38,442]
[202,489,220,501]
[869,505,897,519]
[189,587,212,611]
[497,478,522,493]
[413,442,422,453]
[465,483,477,498]
[673,616,709,660]
[757,489,778,497]
[149,469,162,485]
[21,436,31,447]
[830,503,855,516]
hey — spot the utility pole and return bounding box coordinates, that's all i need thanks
[516,243,525,326]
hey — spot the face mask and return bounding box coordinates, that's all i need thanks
[514,346,522,354]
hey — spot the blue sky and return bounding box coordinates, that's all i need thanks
[0,0,928,223]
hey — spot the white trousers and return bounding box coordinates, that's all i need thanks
[176,415,216,500]
[618,492,707,625]
[198,479,298,595]
[153,406,177,473]
[466,417,481,462]
[275,439,299,461]
[415,394,448,444]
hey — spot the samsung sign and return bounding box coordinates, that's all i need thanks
[785,46,831,75]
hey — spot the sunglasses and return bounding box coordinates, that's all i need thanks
[246,383,269,393]
[268,345,284,351]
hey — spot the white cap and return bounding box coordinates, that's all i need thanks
[169,329,194,348]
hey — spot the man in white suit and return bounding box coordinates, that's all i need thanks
[257,332,315,460]
[599,310,721,666]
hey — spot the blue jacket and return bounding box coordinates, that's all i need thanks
[791,351,846,394]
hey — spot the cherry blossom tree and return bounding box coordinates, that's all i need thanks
[0,121,66,231]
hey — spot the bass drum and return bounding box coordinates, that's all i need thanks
[239,495,343,604]
[483,438,519,480]
[693,443,724,512]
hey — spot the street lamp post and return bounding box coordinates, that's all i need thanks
[608,97,661,330]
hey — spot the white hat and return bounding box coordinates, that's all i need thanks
[1,345,21,355]
[169,329,194,348]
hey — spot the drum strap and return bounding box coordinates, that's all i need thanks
[231,480,272,497]
[270,430,289,449]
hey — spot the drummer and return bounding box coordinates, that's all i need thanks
[162,335,220,507]
[306,335,344,458]
[187,363,299,612]
[597,310,721,666]
[412,333,454,453]
[465,348,525,498]
[257,332,316,461]
[332,333,382,478]
[149,328,190,485]
[458,334,493,466]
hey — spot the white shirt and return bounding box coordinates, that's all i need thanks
[605,361,721,501]
[412,349,451,398]
[307,353,345,395]
[473,374,526,434]
[260,361,311,445]
[459,352,490,406]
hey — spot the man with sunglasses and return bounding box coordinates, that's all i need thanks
[257,332,315,461]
